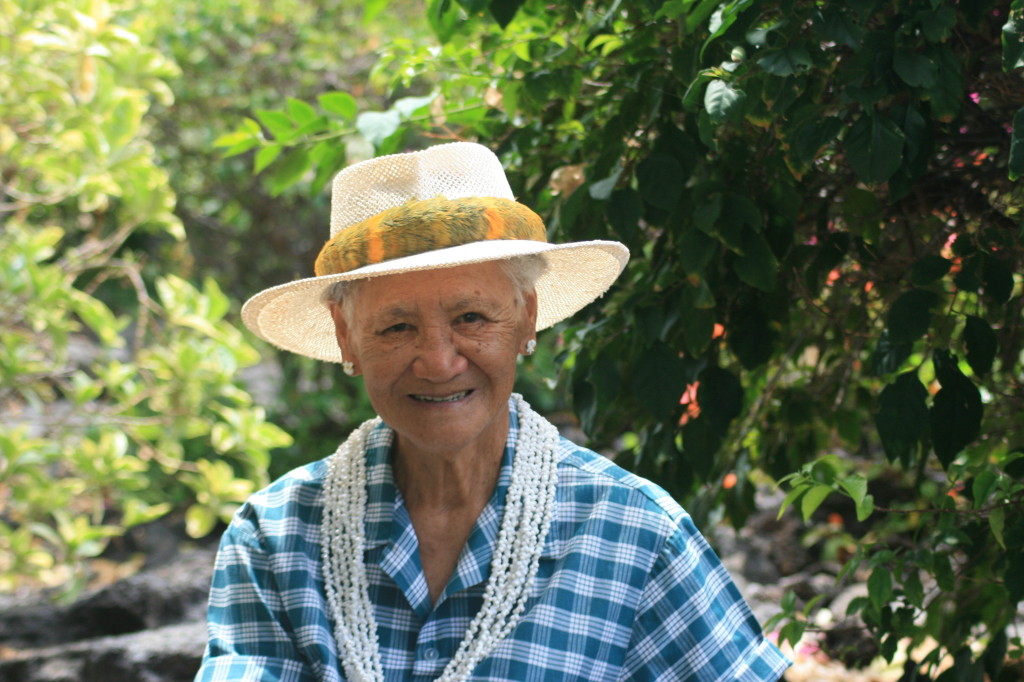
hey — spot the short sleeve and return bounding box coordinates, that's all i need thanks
[618,514,790,682]
[194,510,317,682]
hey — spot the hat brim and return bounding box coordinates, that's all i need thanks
[241,239,629,363]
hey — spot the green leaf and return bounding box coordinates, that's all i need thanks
[779,483,810,519]
[792,116,843,167]
[886,289,939,344]
[1009,108,1024,180]
[733,230,779,292]
[778,620,807,649]
[963,315,997,376]
[185,504,217,539]
[213,129,257,150]
[697,365,743,436]
[982,255,1014,303]
[681,416,723,479]
[840,474,868,507]
[428,0,462,43]
[267,148,311,196]
[815,6,863,48]
[868,565,894,611]
[679,225,717,275]
[678,305,715,356]
[1002,10,1024,72]
[933,552,955,591]
[728,303,775,369]
[711,196,753,253]
[704,79,746,125]
[855,494,874,522]
[845,114,906,184]
[589,166,623,201]
[682,68,721,111]
[287,97,318,125]
[918,6,956,42]
[70,291,125,348]
[637,154,684,211]
[893,49,938,88]
[489,0,523,27]
[972,469,999,509]
[630,341,687,420]
[255,109,295,142]
[319,91,358,120]
[356,110,402,147]
[875,371,929,467]
[254,144,282,174]
[757,47,813,76]
[606,188,642,248]
[929,350,983,469]
[903,569,924,608]
[393,94,435,119]
[693,191,722,235]
[910,255,951,286]
[801,484,833,522]
[309,142,347,196]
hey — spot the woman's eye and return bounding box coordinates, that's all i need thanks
[381,322,412,334]
[457,312,484,324]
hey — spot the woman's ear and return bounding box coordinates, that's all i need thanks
[328,302,357,369]
[520,288,539,348]
[524,288,538,331]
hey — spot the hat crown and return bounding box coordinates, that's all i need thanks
[329,142,515,236]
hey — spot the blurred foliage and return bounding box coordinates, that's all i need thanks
[222,0,1024,677]
[0,0,290,599]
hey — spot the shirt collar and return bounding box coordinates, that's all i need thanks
[358,398,560,613]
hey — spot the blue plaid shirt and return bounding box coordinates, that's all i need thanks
[196,401,790,681]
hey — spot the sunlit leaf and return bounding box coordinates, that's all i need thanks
[801,484,833,522]
[356,110,401,147]
[255,109,295,142]
[704,79,746,124]
[319,91,358,120]
[287,97,318,125]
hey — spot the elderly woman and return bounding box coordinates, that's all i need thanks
[196,143,790,681]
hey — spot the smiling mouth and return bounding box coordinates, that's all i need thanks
[411,390,471,403]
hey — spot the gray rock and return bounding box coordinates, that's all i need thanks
[0,549,215,682]
[0,622,206,682]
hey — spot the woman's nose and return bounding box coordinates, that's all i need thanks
[412,326,467,380]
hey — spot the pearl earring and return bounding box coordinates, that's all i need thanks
[525,339,537,356]
[341,353,356,376]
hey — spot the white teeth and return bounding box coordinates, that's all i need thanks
[413,391,469,403]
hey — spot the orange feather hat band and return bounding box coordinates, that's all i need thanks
[313,196,547,277]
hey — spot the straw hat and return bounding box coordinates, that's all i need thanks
[241,141,629,362]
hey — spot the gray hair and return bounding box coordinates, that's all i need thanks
[320,253,548,323]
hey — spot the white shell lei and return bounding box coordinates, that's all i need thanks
[320,393,559,681]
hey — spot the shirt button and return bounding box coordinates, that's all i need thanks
[424,647,439,661]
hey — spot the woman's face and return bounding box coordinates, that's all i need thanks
[330,261,537,461]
